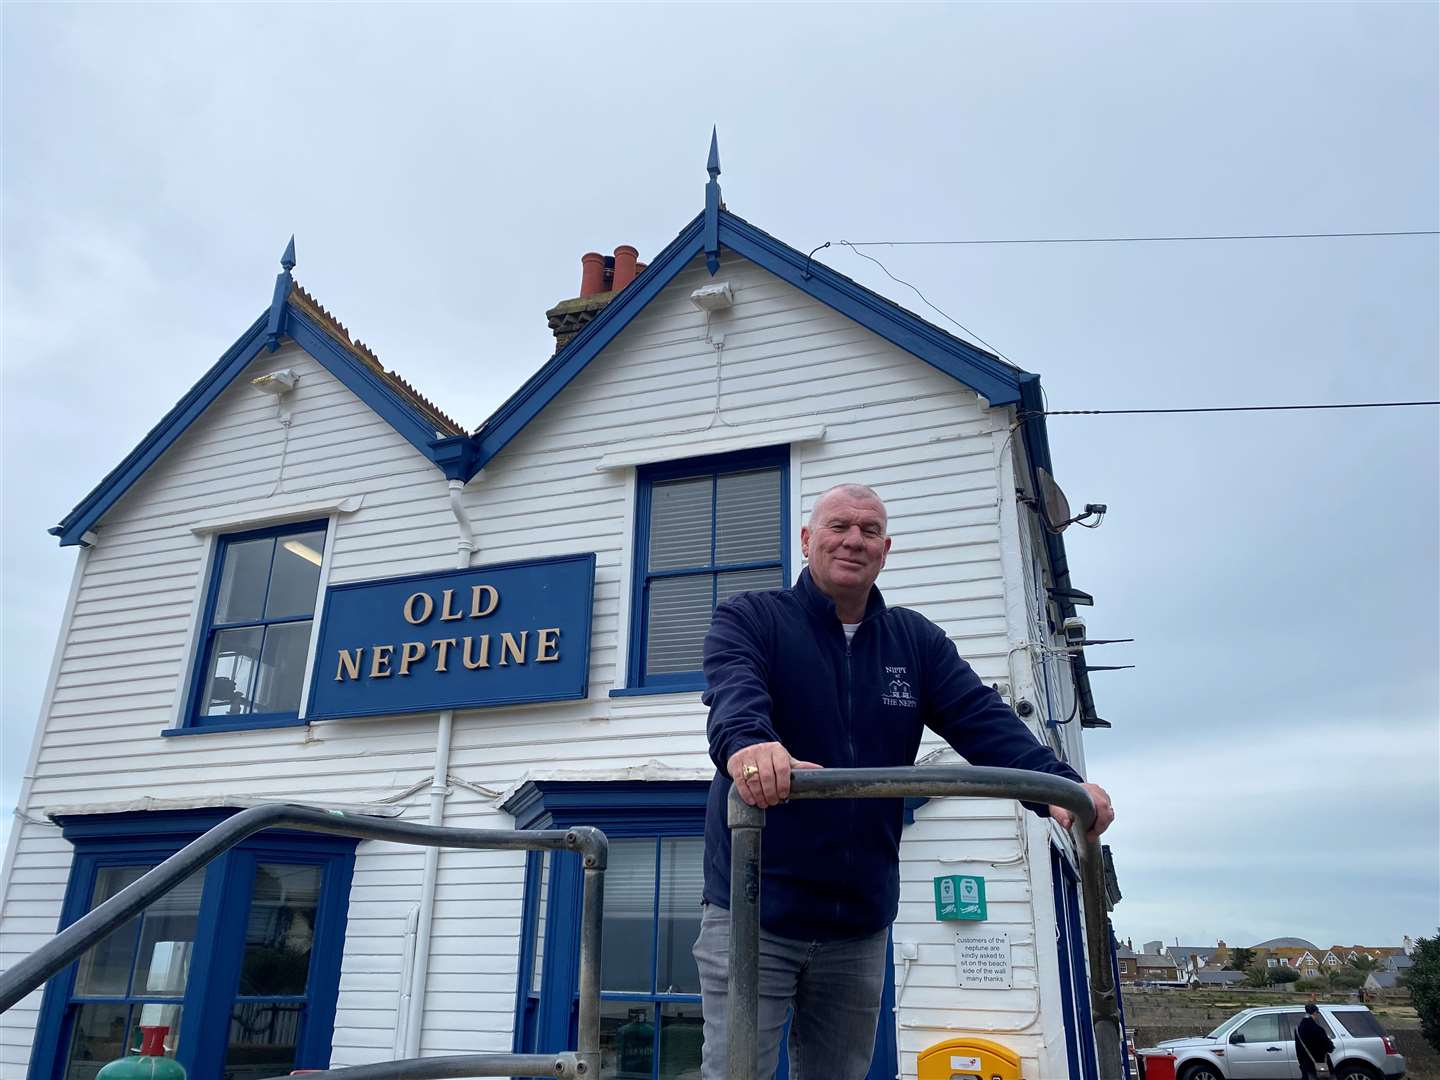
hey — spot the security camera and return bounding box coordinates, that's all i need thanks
[1062,616,1086,650]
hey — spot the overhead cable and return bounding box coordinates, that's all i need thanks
[845,230,1439,247]
[1037,401,1439,416]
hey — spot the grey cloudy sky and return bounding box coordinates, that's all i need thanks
[3,3,1436,950]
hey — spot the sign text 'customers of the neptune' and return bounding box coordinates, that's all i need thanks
[307,553,596,720]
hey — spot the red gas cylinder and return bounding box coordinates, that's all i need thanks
[1138,1051,1177,1080]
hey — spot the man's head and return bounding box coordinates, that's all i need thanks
[1304,1003,1319,1015]
[801,484,892,612]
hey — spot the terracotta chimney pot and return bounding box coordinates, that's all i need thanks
[580,252,606,297]
[611,245,639,291]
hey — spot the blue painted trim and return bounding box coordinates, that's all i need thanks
[162,716,310,737]
[625,446,789,691]
[718,214,1023,406]
[51,298,471,547]
[472,216,706,475]
[265,238,295,351]
[1017,376,1101,730]
[50,311,270,546]
[512,849,545,1055]
[179,519,329,734]
[31,809,356,1080]
[607,684,704,699]
[466,207,1025,482]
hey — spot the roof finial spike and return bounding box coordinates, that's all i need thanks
[707,126,721,179]
[280,235,296,273]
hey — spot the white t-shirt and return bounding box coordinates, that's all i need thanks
[842,622,861,643]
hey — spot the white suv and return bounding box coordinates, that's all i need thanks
[1139,1003,1405,1080]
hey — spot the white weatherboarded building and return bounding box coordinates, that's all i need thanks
[1,148,1120,1080]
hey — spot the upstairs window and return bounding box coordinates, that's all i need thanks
[187,521,327,730]
[629,449,787,690]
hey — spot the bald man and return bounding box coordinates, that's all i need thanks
[693,483,1114,1079]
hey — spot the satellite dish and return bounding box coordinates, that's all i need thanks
[1036,467,1072,532]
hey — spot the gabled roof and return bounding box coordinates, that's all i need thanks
[470,207,1029,475]
[50,256,465,547]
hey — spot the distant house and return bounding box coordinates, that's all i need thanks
[1191,970,1248,988]
[1364,971,1402,992]
[1169,943,1224,977]
[1386,955,1414,974]
[1117,943,1138,982]
[1136,952,1180,982]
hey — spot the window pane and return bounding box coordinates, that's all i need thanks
[64,1002,130,1080]
[715,468,780,565]
[1335,1010,1385,1038]
[1237,1013,1282,1042]
[223,1002,301,1080]
[201,627,263,716]
[716,567,783,606]
[133,870,206,996]
[264,530,325,619]
[74,866,146,995]
[649,477,713,571]
[250,622,312,715]
[645,575,713,676]
[657,838,703,995]
[600,1001,655,1080]
[531,852,551,995]
[658,1000,705,1080]
[240,864,321,996]
[215,538,274,624]
[602,839,657,992]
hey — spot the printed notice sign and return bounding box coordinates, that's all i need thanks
[954,929,1011,989]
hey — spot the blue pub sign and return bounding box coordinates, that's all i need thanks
[307,553,596,720]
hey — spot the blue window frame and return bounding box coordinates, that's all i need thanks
[622,448,788,694]
[1051,845,1099,1080]
[178,520,328,734]
[503,781,897,1080]
[29,810,356,1080]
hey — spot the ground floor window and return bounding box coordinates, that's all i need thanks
[504,780,896,1080]
[30,810,355,1080]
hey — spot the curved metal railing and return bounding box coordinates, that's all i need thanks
[2,767,1119,1080]
[0,803,608,1079]
[725,766,1122,1080]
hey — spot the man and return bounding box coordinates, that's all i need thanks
[691,483,1114,1079]
[1295,1004,1335,1078]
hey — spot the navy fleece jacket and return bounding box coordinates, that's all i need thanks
[701,567,1084,941]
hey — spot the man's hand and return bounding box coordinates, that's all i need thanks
[727,741,823,808]
[1049,782,1115,842]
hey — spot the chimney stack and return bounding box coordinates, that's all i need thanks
[546,245,646,353]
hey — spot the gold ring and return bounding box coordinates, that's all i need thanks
[742,763,759,779]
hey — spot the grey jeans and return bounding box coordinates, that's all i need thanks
[691,902,889,1080]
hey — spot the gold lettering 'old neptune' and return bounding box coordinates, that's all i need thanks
[332,583,561,682]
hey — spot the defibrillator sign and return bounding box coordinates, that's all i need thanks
[933,874,987,921]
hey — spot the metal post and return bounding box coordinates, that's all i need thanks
[722,766,1124,1080]
[725,790,766,1080]
[572,826,608,1079]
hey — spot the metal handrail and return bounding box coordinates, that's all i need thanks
[0,803,608,1080]
[725,765,1122,1080]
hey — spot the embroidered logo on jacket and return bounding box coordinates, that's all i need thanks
[882,665,917,708]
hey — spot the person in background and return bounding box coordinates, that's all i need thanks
[1296,1003,1336,1078]
[693,482,1115,1079]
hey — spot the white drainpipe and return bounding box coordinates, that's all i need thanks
[403,476,479,1058]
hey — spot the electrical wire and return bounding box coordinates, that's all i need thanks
[836,241,1013,361]
[845,229,1439,247]
[1036,401,1438,416]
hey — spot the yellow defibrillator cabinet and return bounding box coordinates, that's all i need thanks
[916,1036,1022,1080]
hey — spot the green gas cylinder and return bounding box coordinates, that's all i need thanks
[97,1026,186,1080]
